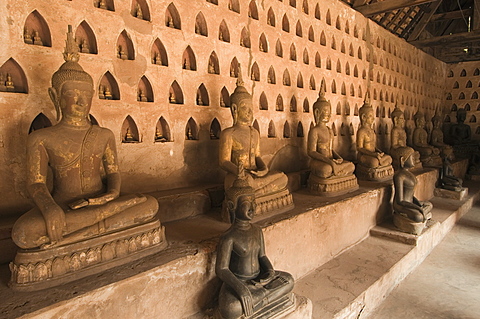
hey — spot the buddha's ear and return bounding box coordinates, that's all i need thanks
[227,200,235,224]
[48,87,61,121]
[313,107,320,120]
[231,104,238,124]
[399,156,406,168]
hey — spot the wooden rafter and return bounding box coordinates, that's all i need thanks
[410,29,480,46]
[431,8,473,22]
[473,0,480,30]
[355,0,437,16]
[407,0,443,41]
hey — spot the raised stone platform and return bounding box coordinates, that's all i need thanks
[355,164,394,182]
[434,187,468,200]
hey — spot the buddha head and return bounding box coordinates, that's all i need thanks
[414,111,425,128]
[313,81,331,125]
[225,173,256,223]
[359,93,374,127]
[391,106,405,129]
[397,147,415,168]
[432,111,442,129]
[456,108,467,124]
[230,65,253,126]
[49,26,94,121]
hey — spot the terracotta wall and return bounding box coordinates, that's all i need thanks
[0,0,447,217]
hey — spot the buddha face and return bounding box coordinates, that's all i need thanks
[393,113,405,128]
[433,117,442,128]
[415,115,425,128]
[235,99,253,126]
[456,111,466,123]
[314,105,331,125]
[236,195,255,221]
[361,109,374,126]
[59,81,94,118]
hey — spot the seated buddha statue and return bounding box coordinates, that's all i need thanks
[355,96,393,181]
[439,155,463,192]
[216,174,295,319]
[449,108,480,160]
[412,111,442,167]
[390,106,421,169]
[219,66,292,221]
[393,148,433,235]
[11,26,161,250]
[430,111,453,159]
[307,83,358,195]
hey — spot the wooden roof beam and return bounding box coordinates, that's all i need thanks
[431,8,473,22]
[410,29,480,46]
[355,0,438,17]
[407,0,443,41]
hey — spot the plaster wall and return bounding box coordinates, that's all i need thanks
[0,0,447,217]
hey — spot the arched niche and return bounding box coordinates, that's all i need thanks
[207,0,218,4]
[297,72,303,88]
[470,115,476,123]
[345,20,350,34]
[341,82,346,95]
[303,48,309,64]
[267,8,276,26]
[29,113,52,134]
[219,20,230,42]
[98,71,120,100]
[276,94,284,111]
[155,117,172,142]
[290,96,297,112]
[182,46,197,70]
[89,114,99,126]
[296,21,303,37]
[220,87,230,107]
[185,117,199,140]
[275,39,283,57]
[353,64,358,77]
[210,118,221,139]
[169,81,184,104]
[228,0,240,13]
[116,30,135,60]
[195,12,208,36]
[0,58,28,93]
[332,122,337,136]
[465,103,471,111]
[472,91,478,99]
[75,21,97,54]
[466,80,473,88]
[151,38,168,66]
[309,75,316,90]
[248,1,259,20]
[303,98,309,112]
[315,3,321,20]
[460,69,467,77]
[331,79,336,93]
[453,81,459,89]
[344,102,350,115]
[476,126,480,134]
[268,120,276,138]
[336,102,342,115]
[196,83,209,106]
[459,92,465,100]
[94,0,114,11]
[336,60,342,73]
[208,51,220,74]
[290,43,297,61]
[302,0,309,14]
[297,121,304,137]
[259,92,268,110]
[131,0,150,21]
[308,26,315,42]
[137,76,153,102]
[268,66,276,84]
[283,121,291,138]
[354,104,359,116]
[345,62,350,75]
[350,84,355,96]
[23,10,51,47]
[240,27,251,48]
[166,3,181,29]
[253,119,260,134]
[326,57,331,70]
[340,123,346,136]
[315,52,321,68]
[282,14,290,32]
[335,16,341,30]
[326,9,331,25]
[251,62,260,81]
[230,57,239,77]
[259,33,268,52]
[474,68,479,76]
[283,69,291,86]
[354,25,359,38]
[290,0,296,7]
[122,115,140,143]
[341,40,346,53]
[331,36,336,50]
[358,85,362,98]
[444,115,451,123]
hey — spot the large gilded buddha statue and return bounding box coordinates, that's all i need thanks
[307,83,358,196]
[10,26,166,291]
[390,106,421,169]
[219,66,293,222]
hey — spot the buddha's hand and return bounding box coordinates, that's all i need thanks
[377,152,384,158]
[44,204,66,243]
[239,287,254,316]
[250,167,268,177]
[333,158,343,164]
[87,192,118,206]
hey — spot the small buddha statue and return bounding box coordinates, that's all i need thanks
[0,73,6,92]
[186,126,194,140]
[412,111,442,167]
[99,0,108,10]
[390,106,421,169]
[393,148,433,235]
[11,26,162,255]
[5,73,14,91]
[167,15,174,28]
[450,108,472,145]
[104,86,112,100]
[197,94,203,106]
[430,111,453,158]
[183,58,190,70]
[98,84,105,99]
[119,45,128,60]
[135,4,143,20]
[355,95,393,181]
[138,89,147,102]
[216,174,295,319]
[169,91,176,104]
[220,96,226,107]
[153,52,162,65]
[155,127,167,142]
[230,67,236,77]
[124,128,135,142]
[219,65,292,220]
[307,82,358,195]
[33,30,43,46]
[219,31,224,41]
[439,155,463,192]
[208,60,215,74]
[80,39,90,54]
[24,27,33,44]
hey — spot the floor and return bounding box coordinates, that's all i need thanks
[366,203,480,319]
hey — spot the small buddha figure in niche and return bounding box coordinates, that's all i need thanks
[98,84,105,99]
[356,94,393,180]
[186,125,195,140]
[393,147,433,235]
[220,96,226,107]
[33,31,43,46]
[450,108,477,146]
[99,0,108,10]
[307,82,358,195]
[155,126,167,142]
[167,15,174,28]
[412,111,442,167]
[153,52,162,65]
[124,128,135,142]
[390,106,421,169]
[134,4,143,20]
[104,86,113,100]
[11,26,160,250]
[439,155,463,192]
[216,174,294,319]
[24,28,33,44]
[79,39,90,54]
[219,65,292,220]
[183,58,190,70]
[208,59,216,74]
[138,89,147,102]
[430,111,453,158]
[5,74,15,91]
[169,91,176,103]
[197,93,203,106]
[0,73,6,91]
[118,45,128,60]
[219,31,224,41]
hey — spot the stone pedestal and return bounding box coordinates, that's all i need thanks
[355,164,394,181]
[308,174,359,197]
[392,213,427,236]
[434,187,468,200]
[9,219,167,291]
[419,155,442,168]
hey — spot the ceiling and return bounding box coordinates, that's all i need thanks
[343,0,480,63]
